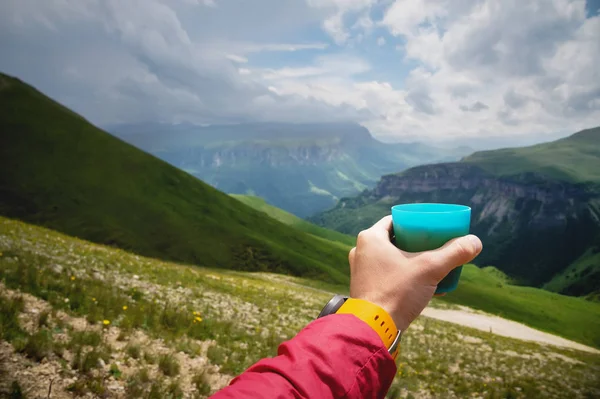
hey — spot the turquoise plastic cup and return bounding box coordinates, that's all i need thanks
[391,203,472,294]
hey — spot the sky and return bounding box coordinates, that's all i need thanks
[0,0,599,143]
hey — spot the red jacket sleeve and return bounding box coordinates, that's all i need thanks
[210,314,397,399]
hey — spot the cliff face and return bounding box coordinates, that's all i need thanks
[164,141,349,169]
[314,163,600,291]
[112,122,470,217]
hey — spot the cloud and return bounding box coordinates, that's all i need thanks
[0,0,598,142]
[460,101,489,112]
[242,42,329,53]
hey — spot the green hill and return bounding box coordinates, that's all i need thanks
[231,194,355,248]
[0,73,350,284]
[463,127,600,184]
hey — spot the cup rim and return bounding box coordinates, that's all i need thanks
[391,203,471,214]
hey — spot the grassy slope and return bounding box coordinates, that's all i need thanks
[0,73,349,284]
[1,216,599,399]
[438,265,600,348]
[231,195,355,247]
[543,249,600,298]
[462,126,600,184]
[231,194,600,346]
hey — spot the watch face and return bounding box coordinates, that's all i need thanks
[317,295,348,318]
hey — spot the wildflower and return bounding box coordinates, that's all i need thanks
[195,316,202,322]
[123,305,128,311]
[70,276,76,281]
[103,320,111,326]
[193,311,197,315]
[64,298,70,303]
[193,320,197,324]
[92,298,97,302]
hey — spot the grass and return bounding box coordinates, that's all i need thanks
[158,353,180,376]
[543,246,600,298]
[463,127,600,184]
[0,72,350,286]
[0,216,599,398]
[231,194,355,247]
[437,265,600,348]
[192,369,212,396]
[0,294,26,344]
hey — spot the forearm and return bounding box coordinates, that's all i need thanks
[211,314,397,399]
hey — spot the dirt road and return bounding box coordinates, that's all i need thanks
[421,306,599,354]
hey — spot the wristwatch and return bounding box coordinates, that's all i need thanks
[318,295,401,360]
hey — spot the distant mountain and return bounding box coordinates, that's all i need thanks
[108,122,471,217]
[0,73,350,284]
[312,127,600,297]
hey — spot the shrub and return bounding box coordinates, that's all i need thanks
[21,329,53,361]
[192,369,212,396]
[126,342,141,359]
[158,353,180,377]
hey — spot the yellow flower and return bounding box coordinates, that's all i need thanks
[103,320,110,326]
[195,316,202,322]
[123,305,128,311]
[92,298,96,302]
[70,276,76,281]
[193,320,197,324]
[192,311,197,315]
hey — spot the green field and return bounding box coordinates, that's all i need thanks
[231,194,355,247]
[1,217,599,398]
[0,73,350,285]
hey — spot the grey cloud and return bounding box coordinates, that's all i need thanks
[445,1,584,78]
[448,83,476,98]
[460,101,489,112]
[0,0,346,126]
[503,89,528,109]
[497,109,519,126]
[406,89,437,115]
[565,87,600,114]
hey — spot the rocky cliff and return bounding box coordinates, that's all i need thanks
[313,162,600,293]
[112,122,470,217]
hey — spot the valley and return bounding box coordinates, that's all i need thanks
[109,122,471,217]
[1,73,599,398]
[312,128,600,297]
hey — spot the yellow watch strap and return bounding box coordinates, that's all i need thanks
[336,298,400,359]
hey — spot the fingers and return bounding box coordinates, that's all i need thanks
[416,235,483,280]
[370,215,393,236]
[357,215,393,244]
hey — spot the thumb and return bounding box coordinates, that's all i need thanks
[415,235,483,282]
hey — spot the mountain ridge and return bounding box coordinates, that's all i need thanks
[0,72,350,284]
[312,127,600,296]
[110,122,472,217]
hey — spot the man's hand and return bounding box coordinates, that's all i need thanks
[348,215,482,332]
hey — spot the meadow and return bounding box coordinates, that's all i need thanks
[0,216,599,398]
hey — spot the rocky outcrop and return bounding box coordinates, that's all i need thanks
[315,163,600,292]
